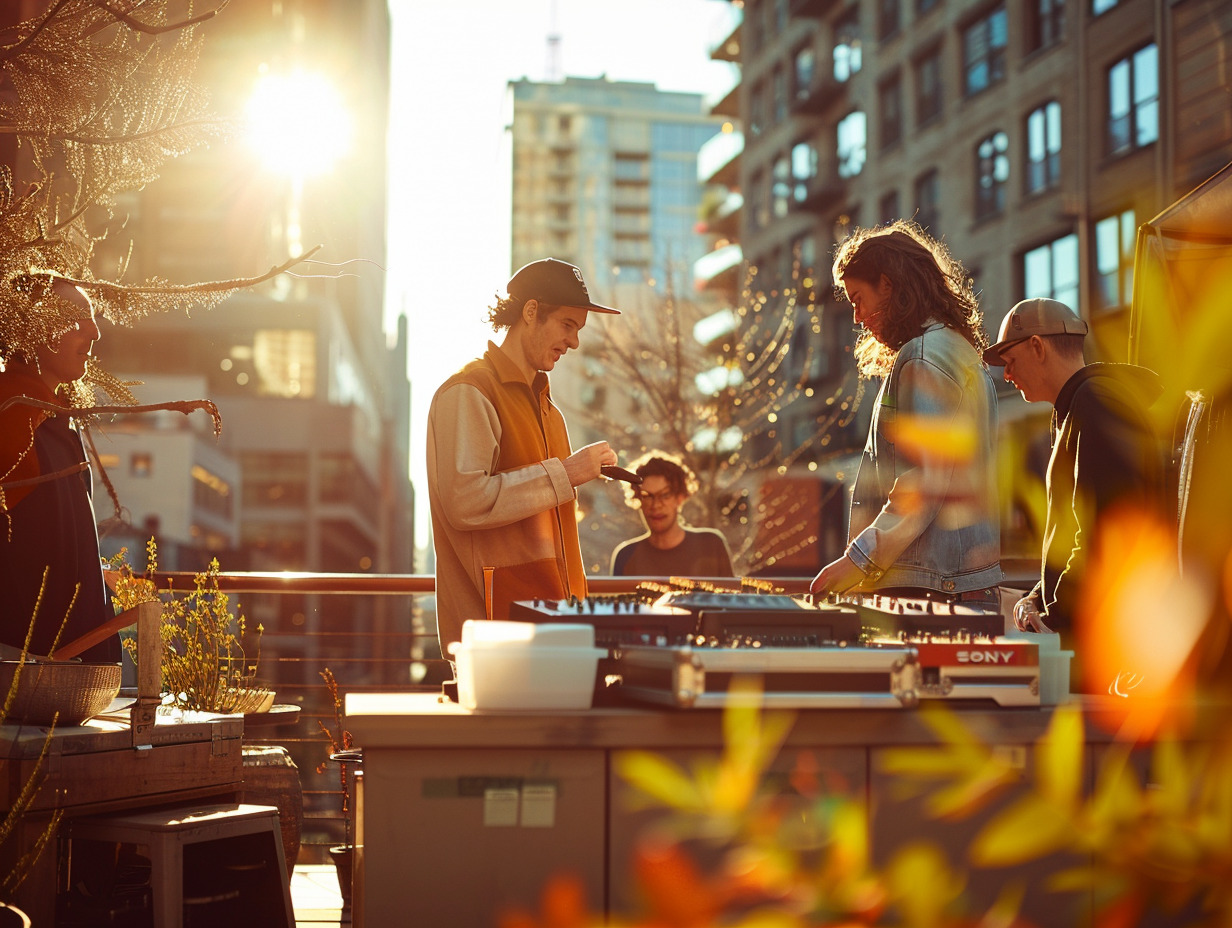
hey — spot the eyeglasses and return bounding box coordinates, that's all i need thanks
[634,490,677,507]
[998,338,1032,375]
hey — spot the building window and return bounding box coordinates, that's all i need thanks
[1108,44,1158,156]
[793,232,818,275]
[975,132,1009,220]
[192,465,233,518]
[1026,0,1064,53]
[914,169,940,233]
[772,154,791,219]
[963,5,1007,97]
[749,169,768,231]
[750,79,766,137]
[791,317,828,383]
[1093,209,1135,311]
[915,47,943,125]
[1025,101,1062,194]
[837,111,867,178]
[1023,233,1079,308]
[1093,0,1118,14]
[918,0,940,14]
[775,0,789,33]
[834,12,862,83]
[131,452,152,478]
[880,190,901,224]
[773,66,788,124]
[793,45,816,100]
[878,73,903,150]
[878,0,900,40]
[243,452,308,508]
[791,140,818,202]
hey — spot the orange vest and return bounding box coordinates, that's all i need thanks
[444,346,587,622]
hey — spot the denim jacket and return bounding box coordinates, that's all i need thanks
[846,322,1002,594]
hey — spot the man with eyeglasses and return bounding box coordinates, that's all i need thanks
[609,451,734,577]
[985,298,1164,650]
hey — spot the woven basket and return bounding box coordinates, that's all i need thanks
[0,661,122,726]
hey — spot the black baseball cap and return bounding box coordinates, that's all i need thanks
[506,258,620,314]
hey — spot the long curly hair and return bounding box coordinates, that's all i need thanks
[833,221,987,378]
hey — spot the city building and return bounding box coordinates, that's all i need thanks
[703,0,1232,564]
[509,75,727,300]
[83,0,415,668]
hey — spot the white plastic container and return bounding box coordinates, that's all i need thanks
[448,620,606,710]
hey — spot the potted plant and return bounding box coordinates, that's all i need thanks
[317,668,357,921]
[112,538,271,715]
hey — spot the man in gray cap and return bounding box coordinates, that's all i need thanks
[426,258,620,655]
[985,298,1164,667]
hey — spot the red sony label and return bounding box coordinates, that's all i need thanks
[913,641,1039,667]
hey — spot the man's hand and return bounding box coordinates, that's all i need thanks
[563,441,617,487]
[809,553,867,595]
[1012,596,1052,633]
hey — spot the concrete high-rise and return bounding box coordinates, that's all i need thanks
[509,76,725,302]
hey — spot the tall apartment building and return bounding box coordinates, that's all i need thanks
[79,0,414,668]
[510,76,725,301]
[700,0,1232,563]
[508,76,729,571]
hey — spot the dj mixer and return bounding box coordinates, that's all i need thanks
[508,580,1038,708]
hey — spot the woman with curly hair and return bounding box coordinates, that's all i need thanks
[810,221,1002,605]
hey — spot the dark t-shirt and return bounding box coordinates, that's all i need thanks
[610,527,734,577]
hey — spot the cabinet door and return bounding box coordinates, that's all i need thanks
[360,747,606,928]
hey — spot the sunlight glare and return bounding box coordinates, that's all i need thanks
[245,70,353,178]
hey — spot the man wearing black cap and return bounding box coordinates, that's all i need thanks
[426,258,620,654]
[985,298,1164,657]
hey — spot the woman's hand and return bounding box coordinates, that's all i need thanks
[809,554,867,595]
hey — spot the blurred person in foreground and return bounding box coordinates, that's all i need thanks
[0,277,119,662]
[610,451,734,577]
[427,259,621,655]
[985,298,1164,659]
[809,221,1002,607]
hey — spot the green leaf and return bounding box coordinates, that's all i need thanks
[615,751,705,811]
[970,794,1074,866]
[1037,704,1084,807]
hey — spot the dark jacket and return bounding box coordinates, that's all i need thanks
[0,370,118,661]
[1035,362,1165,636]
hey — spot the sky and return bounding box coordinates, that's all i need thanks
[384,0,738,547]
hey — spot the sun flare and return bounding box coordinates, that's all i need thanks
[245,69,353,179]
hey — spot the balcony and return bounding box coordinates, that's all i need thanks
[697,128,744,187]
[708,74,741,119]
[699,190,743,238]
[707,4,742,62]
[795,173,847,214]
[693,242,743,293]
[790,0,841,18]
[791,71,848,119]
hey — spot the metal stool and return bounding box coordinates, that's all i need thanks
[68,803,293,928]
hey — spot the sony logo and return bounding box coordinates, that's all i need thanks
[956,650,1015,664]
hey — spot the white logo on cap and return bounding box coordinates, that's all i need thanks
[572,267,588,295]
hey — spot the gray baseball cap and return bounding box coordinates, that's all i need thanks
[984,298,1088,365]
